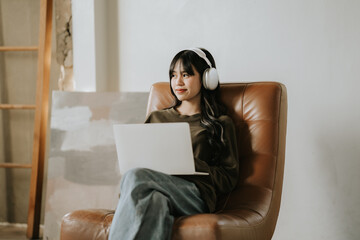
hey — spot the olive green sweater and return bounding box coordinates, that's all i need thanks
[145,107,239,212]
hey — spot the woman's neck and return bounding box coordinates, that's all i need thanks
[175,101,201,116]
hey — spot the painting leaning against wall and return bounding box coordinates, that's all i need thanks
[43,91,149,240]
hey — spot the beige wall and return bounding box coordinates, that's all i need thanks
[0,0,59,223]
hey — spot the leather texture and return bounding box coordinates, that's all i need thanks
[60,82,288,240]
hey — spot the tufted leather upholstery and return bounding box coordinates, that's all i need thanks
[60,82,287,240]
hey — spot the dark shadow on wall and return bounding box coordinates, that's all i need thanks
[106,0,120,91]
[0,1,15,222]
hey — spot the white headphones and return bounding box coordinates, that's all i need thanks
[187,48,219,90]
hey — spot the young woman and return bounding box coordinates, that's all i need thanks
[109,48,239,240]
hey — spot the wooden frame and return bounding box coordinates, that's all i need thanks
[27,0,53,238]
[0,0,53,238]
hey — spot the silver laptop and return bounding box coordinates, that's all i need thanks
[113,122,208,175]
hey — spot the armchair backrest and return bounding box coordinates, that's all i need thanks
[146,82,287,237]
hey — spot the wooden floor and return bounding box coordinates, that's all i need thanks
[0,224,42,240]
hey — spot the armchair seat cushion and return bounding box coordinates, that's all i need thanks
[60,185,273,240]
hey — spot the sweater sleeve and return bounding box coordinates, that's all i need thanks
[144,112,152,123]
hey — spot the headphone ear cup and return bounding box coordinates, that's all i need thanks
[203,68,219,90]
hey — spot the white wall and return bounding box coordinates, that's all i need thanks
[72,0,119,92]
[76,0,360,239]
[72,0,96,91]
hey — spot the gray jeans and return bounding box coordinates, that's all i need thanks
[108,168,207,240]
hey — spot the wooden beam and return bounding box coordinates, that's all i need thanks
[0,163,32,168]
[26,0,53,238]
[0,46,38,51]
[0,104,36,110]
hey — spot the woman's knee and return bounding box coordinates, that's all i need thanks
[120,168,153,189]
[149,191,170,209]
[123,168,153,181]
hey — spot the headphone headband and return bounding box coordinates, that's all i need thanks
[187,48,213,68]
[184,48,219,90]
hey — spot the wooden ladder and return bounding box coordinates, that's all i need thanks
[0,0,53,238]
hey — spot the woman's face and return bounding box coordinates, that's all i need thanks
[171,60,202,104]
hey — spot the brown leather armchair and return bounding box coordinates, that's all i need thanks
[60,82,287,240]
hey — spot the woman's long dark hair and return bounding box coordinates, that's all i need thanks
[169,48,227,165]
